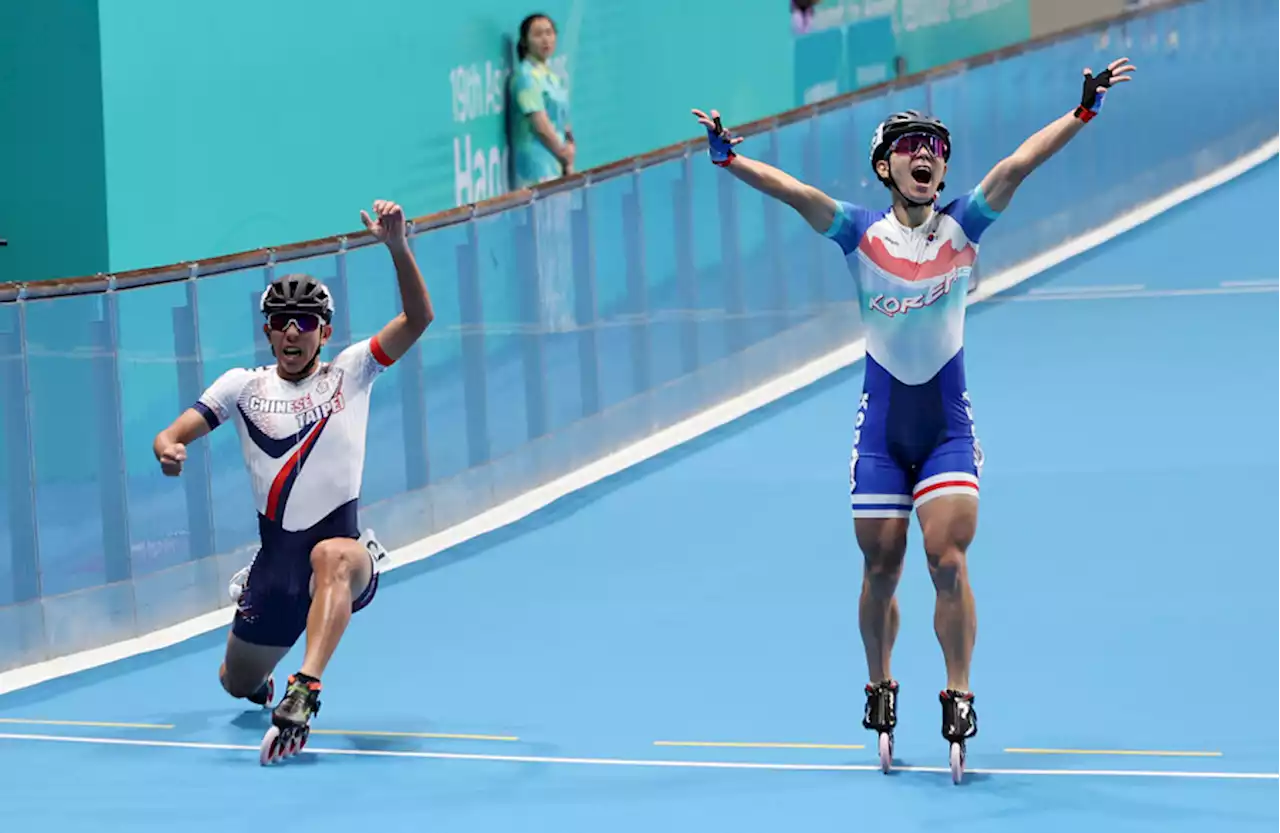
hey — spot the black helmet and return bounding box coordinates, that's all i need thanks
[260,274,334,322]
[868,109,951,174]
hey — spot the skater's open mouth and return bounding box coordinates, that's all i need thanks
[910,163,933,184]
[283,347,302,357]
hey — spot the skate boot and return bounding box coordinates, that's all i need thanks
[940,689,977,784]
[245,676,274,708]
[862,680,898,773]
[259,673,321,765]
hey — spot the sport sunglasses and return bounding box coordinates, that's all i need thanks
[266,312,323,333]
[891,132,950,158]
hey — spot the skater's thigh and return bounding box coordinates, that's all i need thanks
[850,449,910,570]
[854,516,908,557]
[307,536,375,601]
[850,442,911,570]
[220,631,289,694]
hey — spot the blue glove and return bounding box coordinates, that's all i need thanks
[707,115,737,167]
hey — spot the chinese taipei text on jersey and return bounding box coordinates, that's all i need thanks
[825,186,1000,519]
[195,336,394,646]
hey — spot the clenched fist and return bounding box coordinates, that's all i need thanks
[156,441,187,476]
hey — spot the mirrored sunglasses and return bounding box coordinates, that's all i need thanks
[891,133,949,158]
[267,312,322,333]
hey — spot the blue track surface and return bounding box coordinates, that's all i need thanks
[1,159,1277,831]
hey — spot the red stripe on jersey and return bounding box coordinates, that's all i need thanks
[370,335,394,367]
[858,235,977,282]
[913,479,978,501]
[264,417,329,522]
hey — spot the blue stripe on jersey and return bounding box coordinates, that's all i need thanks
[239,404,307,459]
[267,416,331,522]
[194,401,219,430]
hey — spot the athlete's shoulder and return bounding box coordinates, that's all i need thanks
[823,200,891,254]
[938,184,1001,242]
[329,336,395,384]
[331,336,388,366]
[196,366,260,428]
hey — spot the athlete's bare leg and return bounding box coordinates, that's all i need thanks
[855,517,909,682]
[916,494,978,692]
[299,538,373,679]
[220,634,289,699]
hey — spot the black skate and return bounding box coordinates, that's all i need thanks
[245,677,274,708]
[862,680,898,773]
[940,689,977,784]
[259,674,321,766]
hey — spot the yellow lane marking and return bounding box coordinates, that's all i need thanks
[7,733,1273,780]
[0,718,174,730]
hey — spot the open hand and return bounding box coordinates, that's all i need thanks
[1081,56,1136,112]
[691,109,743,145]
[361,200,408,248]
[691,108,743,166]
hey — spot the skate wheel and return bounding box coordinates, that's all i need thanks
[949,742,965,785]
[878,732,893,774]
[259,725,281,766]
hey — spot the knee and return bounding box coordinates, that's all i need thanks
[857,525,907,595]
[220,663,259,699]
[865,548,906,586]
[921,504,975,594]
[310,539,358,582]
[925,543,968,594]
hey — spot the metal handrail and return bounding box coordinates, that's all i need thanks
[0,0,1188,302]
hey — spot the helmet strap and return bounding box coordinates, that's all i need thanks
[300,343,323,376]
[881,164,936,210]
[286,340,326,379]
[270,345,323,381]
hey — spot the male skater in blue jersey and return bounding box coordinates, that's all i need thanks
[691,57,1135,778]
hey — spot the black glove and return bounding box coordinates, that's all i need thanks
[1075,67,1112,122]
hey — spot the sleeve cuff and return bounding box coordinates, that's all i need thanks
[193,401,220,430]
[370,335,395,367]
[972,185,1001,220]
[822,203,846,238]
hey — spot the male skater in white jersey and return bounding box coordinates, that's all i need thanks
[690,57,1134,776]
[152,199,433,762]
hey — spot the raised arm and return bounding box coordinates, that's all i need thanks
[692,109,838,235]
[360,200,435,364]
[979,58,1136,213]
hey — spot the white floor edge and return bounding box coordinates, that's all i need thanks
[1,136,1275,698]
